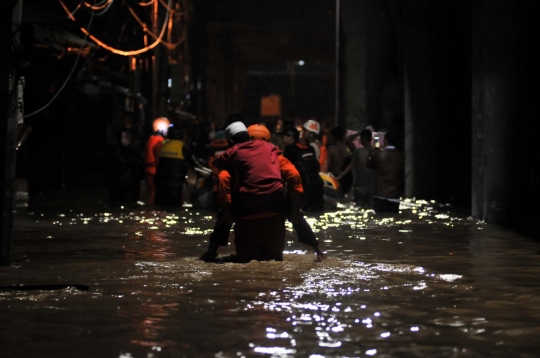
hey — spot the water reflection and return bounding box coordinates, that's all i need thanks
[2,199,540,357]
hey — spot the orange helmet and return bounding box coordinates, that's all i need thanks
[247,124,271,141]
[152,117,170,135]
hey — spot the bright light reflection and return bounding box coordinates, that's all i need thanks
[366,348,377,355]
[253,347,296,354]
[319,341,341,348]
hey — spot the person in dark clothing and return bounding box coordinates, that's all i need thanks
[338,128,375,208]
[279,122,325,212]
[366,131,404,213]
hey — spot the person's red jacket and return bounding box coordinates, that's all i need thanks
[214,141,303,205]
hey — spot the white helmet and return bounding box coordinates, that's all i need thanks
[303,119,320,135]
[153,117,170,136]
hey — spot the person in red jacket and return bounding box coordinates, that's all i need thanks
[145,117,169,205]
[200,122,319,263]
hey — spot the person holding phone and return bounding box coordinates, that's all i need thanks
[366,131,404,213]
[338,128,375,208]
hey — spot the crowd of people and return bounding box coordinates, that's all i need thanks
[105,113,405,263]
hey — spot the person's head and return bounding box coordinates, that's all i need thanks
[330,126,346,142]
[247,124,271,142]
[278,121,300,146]
[152,117,170,137]
[302,119,320,142]
[213,130,226,141]
[360,129,373,147]
[384,131,397,147]
[225,121,250,145]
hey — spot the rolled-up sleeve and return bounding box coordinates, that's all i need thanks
[279,156,303,193]
[216,169,232,204]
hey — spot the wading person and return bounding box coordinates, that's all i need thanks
[144,117,169,205]
[280,122,325,212]
[200,122,313,263]
[327,126,352,195]
[366,131,404,213]
[154,125,197,206]
[338,129,375,208]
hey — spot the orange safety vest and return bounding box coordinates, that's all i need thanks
[145,134,165,175]
[319,135,328,172]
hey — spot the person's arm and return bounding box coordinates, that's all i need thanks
[215,169,233,207]
[337,162,352,180]
[337,148,359,180]
[279,156,303,194]
[279,156,303,225]
[326,146,335,175]
[345,131,360,144]
[152,140,164,167]
[200,169,234,262]
[182,144,206,169]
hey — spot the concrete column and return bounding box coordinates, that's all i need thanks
[340,0,400,131]
[1,1,21,266]
[402,0,437,200]
[472,0,527,224]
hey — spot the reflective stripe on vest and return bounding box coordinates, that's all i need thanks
[159,140,185,160]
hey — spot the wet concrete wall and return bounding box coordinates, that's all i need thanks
[472,1,533,230]
[342,0,472,206]
[342,0,534,232]
[340,0,402,131]
[402,0,472,206]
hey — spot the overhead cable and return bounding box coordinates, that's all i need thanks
[158,0,181,14]
[127,5,183,49]
[91,0,114,16]
[78,0,173,56]
[139,0,155,6]
[24,1,95,118]
[84,0,110,10]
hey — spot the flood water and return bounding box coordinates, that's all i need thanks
[1,193,540,358]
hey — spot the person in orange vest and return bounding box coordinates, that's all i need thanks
[144,117,170,205]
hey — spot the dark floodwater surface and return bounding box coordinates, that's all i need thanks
[1,199,540,358]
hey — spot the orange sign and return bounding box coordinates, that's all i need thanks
[261,95,281,117]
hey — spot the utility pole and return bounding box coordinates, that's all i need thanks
[334,0,340,127]
[151,0,159,119]
[1,0,22,266]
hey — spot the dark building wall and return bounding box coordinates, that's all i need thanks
[342,0,472,206]
[472,0,533,230]
[402,0,472,206]
[341,0,402,131]
[343,0,535,232]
